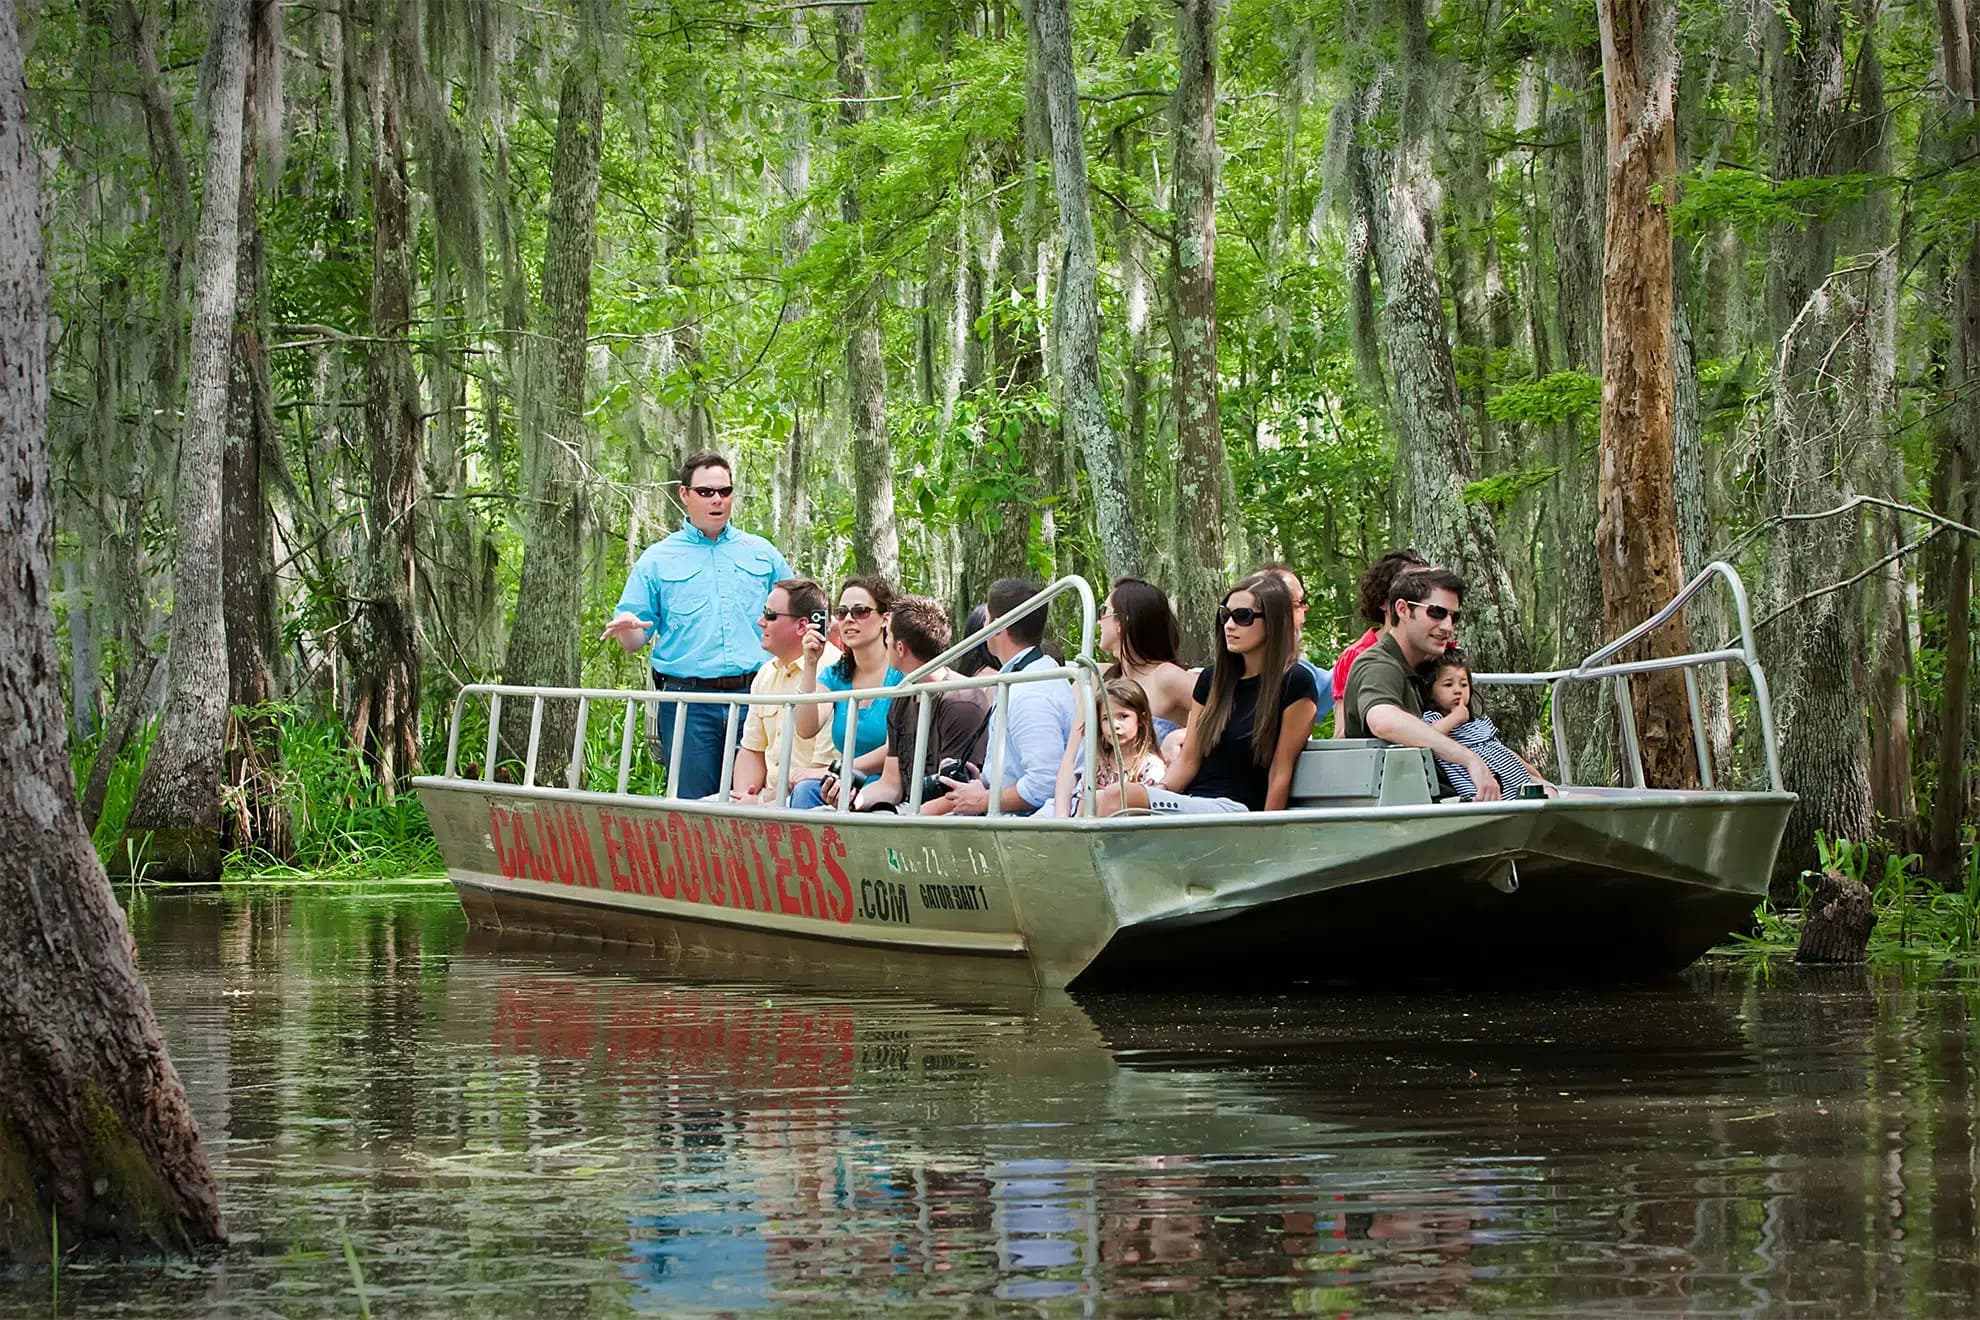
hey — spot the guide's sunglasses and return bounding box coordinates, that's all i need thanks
[687,484,734,499]
[1216,605,1268,628]
[834,603,879,621]
[1404,600,1462,627]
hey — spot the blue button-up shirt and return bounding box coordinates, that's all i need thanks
[615,524,794,679]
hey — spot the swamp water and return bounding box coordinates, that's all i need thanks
[15,885,1980,1316]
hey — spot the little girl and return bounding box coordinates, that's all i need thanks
[1053,679,1169,816]
[1422,649,1555,800]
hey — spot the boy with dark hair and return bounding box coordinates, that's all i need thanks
[940,578,1075,816]
[848,597,994,813]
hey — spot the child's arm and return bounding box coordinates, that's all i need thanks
[1428,705,1470,733]
[1511,747,1558,795]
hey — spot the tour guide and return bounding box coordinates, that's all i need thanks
[600,449,794,800]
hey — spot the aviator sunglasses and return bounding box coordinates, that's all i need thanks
[1216,605,1269,628]
[1403,600,1462,626]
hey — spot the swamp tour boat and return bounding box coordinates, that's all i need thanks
[413,566,1796,988]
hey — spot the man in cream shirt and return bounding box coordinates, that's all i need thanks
[726,577,838,804]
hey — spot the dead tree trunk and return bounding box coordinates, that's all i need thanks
[835,5,901,578]
[0,7,226,1254]
[1594,0,1698,788]
[1027,0,1145,583]
[1168,0,1231,664]
[119,0,251,882]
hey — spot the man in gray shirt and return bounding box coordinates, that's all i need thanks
[1342,567,1502,801]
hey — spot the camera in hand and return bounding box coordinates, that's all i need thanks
[919,757,979,802]
[808,610,830,632]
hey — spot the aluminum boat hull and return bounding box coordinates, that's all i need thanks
[414,777,1794,988]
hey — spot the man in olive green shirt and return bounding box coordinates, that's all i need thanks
[1341,567,1502,801]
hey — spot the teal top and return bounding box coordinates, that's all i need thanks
[614,524,794,679]
[817,664,903,759]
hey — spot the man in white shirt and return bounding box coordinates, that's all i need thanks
[937,577,1075,817]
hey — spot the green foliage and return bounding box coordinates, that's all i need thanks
[1486,371,1601,428]
[1463,463,1564,514]
[1670,169,1895,239]
[80,709,441,882]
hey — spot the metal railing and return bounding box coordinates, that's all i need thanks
[439,576,1107,816]
[1472,561,1783,793]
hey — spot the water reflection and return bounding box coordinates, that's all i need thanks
[16,888,1980,1315]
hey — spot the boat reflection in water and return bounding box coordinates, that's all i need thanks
[470,928,1754,1312]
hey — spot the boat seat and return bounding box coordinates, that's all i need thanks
[1288,739,1438,808]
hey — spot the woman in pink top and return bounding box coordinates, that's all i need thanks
[1332,548,1427,703]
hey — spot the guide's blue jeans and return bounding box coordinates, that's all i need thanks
[649,675,746,801]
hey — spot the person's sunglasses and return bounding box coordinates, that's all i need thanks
[834,603,879,620]
[1216,605,1268,628]
[688,484,735,499]
[760,609,807,622]
[1404,600,1462,626]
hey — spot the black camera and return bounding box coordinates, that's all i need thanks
[808,609,830,632]
[919,757,978,802]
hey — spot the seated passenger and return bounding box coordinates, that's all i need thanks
[954,604,1000,678]
[1255,561,1336,727]
[727,577,835,804]
[1422,648,1555,800]
[1052,679,1169,817]
[848,596,993,813]
[1341,567,1503,801]
[936,578,1076,817]
[1097,578,1197,740]
[790,576,900,810]
[1096,573,1318,815]
[1332,548,1427,708]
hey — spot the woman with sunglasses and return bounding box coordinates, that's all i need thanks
[791,576,901,809]
[1095,573,1318,816]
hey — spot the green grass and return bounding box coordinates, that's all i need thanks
[77,705,443,883]
[1735,830,1980,962]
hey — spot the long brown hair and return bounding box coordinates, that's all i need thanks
[1103,577,1182,672]
[1099,678,1161,769]
[831,575,897,682]
[1188,573,1298,767]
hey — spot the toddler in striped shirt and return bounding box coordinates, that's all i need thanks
[1421,649,1556,801]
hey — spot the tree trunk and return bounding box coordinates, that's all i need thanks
[835,5,901,579]
[223,0,293,859]
[1352,0,1537,733]
[1169,0,1230,664]
[1761,0,1876,890]
[499,45,603,781]
[348,8,423,795]
[120,0,251,882]
[1027,0,1144,583]
[0,6,226,1254]
[1929,0,1978,879]
[1594,0,1698,788]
